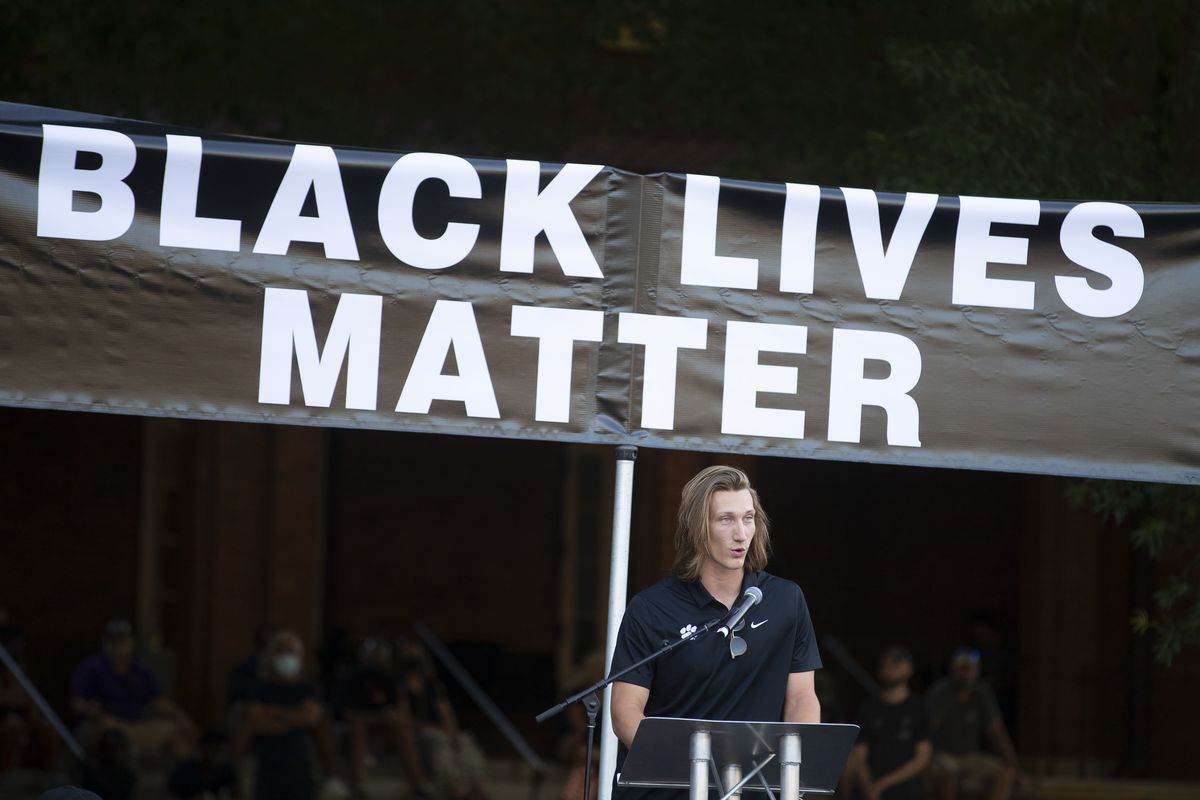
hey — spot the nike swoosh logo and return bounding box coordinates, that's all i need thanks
[750,620,768,629]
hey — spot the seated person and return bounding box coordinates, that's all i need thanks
[243,630,322,800]
[397,637,488,800]
[336,636,431,798]
[0,623,59,774]
[852,645,932,800]
[167,730,240,799]
[70,620,196,762]
[927,647,1022,800]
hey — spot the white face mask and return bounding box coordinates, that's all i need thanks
[273,653,302,679]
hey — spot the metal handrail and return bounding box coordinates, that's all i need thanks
[0,640,86,762]
[822,635,880,696]
[413,622,547,798]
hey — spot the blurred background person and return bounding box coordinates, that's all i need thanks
[231,625,349,800]
[336,636,431,799]
[966,611,1017,729]
[397,637,488,800]
[70,620,196,763]
[927,647,1022,800]
[241,629,322,800]
[852,645,931,800]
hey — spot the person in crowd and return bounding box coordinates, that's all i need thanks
[0,622,59,774]
[967,611,1017,728]
[167,730,240,799]
[852,645,931,800]
[927,647,1022,800]
[79,727,135,800]
[242,629,323,800]
[70,620,196,761]
[337,636,432,799]
[398,637,489,800]
[230,625,350,800]
[228,624,281,708]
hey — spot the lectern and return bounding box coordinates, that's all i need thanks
[618,718,858,800]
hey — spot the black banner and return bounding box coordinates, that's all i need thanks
[1,102,1196,483]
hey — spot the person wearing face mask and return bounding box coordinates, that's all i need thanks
[851,646,931,800]
[244,630,323,800]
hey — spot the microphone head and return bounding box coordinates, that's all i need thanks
[745,586,763,603]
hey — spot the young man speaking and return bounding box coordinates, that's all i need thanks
[609,465,822,796]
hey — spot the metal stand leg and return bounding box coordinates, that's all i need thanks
[690,730,711,800]
[580,693,600,800]
[779,733,802,800]
[722,763,743,798]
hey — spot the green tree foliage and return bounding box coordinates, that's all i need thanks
[3,0,1200,200]
[1070,481,1200,665]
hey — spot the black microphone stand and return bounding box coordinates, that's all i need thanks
[536,616,724,800]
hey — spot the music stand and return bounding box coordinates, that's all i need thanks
[619,718,859,800]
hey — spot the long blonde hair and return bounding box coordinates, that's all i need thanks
[673,465,771,581]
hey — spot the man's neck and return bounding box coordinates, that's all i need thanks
[698,562,746,609]
[880,683,910,704]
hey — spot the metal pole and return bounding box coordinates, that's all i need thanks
[597,445,637,800]
[779,732,802,800]
[689,730,711,800]
[722,763,744,799]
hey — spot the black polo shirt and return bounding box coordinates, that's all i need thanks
[611,571,821,796]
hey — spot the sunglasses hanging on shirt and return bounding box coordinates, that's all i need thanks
[729,619,747,659]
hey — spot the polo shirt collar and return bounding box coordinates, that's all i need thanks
[682,570,765,609]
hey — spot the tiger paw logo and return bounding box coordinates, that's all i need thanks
[679,624,697,639]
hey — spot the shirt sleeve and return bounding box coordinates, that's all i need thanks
[608,597,657,689]
[790,586,822,673]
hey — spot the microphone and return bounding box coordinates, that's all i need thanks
[717,586,763,638]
